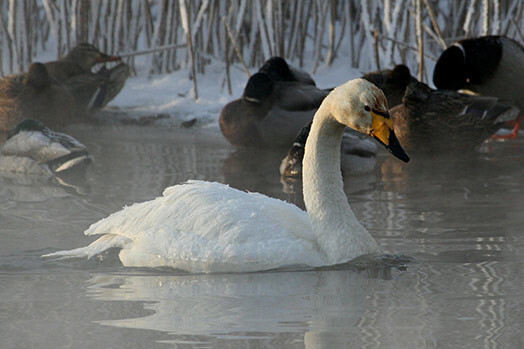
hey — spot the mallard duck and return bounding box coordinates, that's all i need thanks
[44,43,121,82]
[433,36,524,138]
[362,64,417,108]
[390,81,520,152]
[219,57,330,148]
[0,63,77,132]
[64,62,130,111]
[280,120,377,177]
[44,43,130,111]
[44,79,409,273]
[258,56,317,86]
[0,119,90,174]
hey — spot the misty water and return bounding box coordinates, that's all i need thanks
[1,122,524,348]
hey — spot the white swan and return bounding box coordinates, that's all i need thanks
[44,79,409,273]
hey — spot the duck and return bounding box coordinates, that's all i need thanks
[280,120,377,177]
[362,64,417,108]
[44,43,122,83]
[219,57,330,148]
[43,78,409,273]
[64,62,130,111]
[0,63,77,132]
[433,36,524,138]
[0,119,90,175]
[390,81,520,152]
[44,43,130,111]
[258,56,318,86]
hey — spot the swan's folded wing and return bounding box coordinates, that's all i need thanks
[44,181,323,271]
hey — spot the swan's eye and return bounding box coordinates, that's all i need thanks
[364,105,371,112]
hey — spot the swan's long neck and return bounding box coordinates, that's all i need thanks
[303,103,380,264]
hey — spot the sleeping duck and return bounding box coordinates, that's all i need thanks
[0,119,90,175]
[0,63,77,132]
[258,56,318,86]
[44,43,130,111]
[433,36,524,138]
[280,121,377,177]
[390,81,520,152]
[219,57,329,148]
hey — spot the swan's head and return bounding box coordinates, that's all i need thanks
[328,78,409,162]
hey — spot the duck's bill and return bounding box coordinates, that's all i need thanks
[96,53,122,63]
[370,112,410,162]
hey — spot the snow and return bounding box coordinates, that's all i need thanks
[107,59,361,128]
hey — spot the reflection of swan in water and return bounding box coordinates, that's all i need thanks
[44,79,409,272]
[86,263,408,347]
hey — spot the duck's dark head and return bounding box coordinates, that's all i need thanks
[403,81,432,108]
[65,43,121,70]
[433,44,468,90]
[24,63,51,91]
[389,65,413,87]
[258,57,294,81]
[433,36,503,91]
[243,73,274,103]
[7,119,46,140]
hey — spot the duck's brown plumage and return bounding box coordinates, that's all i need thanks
[44,43,121,83]
[362,64,417,108]
[390,81,519,152]
[44,43,130,111]
[219,57,328,148]
[0,63,77,132]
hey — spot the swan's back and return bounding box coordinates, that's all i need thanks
[74,181,322,272]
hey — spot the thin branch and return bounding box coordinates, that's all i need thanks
[222,16,250,78]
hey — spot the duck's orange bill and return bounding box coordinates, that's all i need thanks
[96,53,122,63]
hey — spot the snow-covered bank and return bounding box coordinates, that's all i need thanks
[107,60,361,128]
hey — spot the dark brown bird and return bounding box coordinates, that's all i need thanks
[0,63,77,132]
[219,57,329,148]
[44,43,130,111]
[362,64,417,108]
[390,81,520,152]
[44,43,122,83]
[433,36,524,138]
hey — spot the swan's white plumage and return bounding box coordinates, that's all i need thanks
[45,79,397,273]
[47,180,324,272]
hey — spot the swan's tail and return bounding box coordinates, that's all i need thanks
[42,234,131,260]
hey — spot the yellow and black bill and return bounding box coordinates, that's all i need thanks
[369,109,410,163]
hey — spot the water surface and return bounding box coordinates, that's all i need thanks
[1,123,524,348]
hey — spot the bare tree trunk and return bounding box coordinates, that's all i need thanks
[415,0,424,82]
